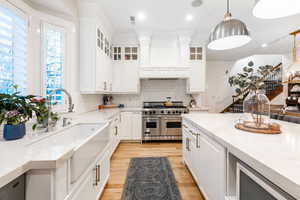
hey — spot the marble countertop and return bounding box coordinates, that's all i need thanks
[183,113,300,199]
[0,108,141,189]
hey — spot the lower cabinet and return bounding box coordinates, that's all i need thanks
[120,111,142,140]
[183,121,226,200]
[72,151,110,200]
[71,168,97,200]
[109,115,121,157]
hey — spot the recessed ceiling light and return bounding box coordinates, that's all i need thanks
[185,14,194,21]
[137,12,146,21]
[261,43,268,48]
[191,0,203,7]
[253,0,300,19]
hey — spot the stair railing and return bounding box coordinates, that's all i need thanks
[222,63,283,113]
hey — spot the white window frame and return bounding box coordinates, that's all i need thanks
[0,1,28,94]
[41,22,66,111]
[190,47,202,61]
[124,46,138,61]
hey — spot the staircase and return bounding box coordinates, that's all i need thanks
[222,63,283,113]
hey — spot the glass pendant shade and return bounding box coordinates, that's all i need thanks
[253,0,300,19]
[208,18,251,50]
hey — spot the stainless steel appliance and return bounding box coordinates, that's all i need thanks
[0,174,25,200]
[236,163,296,200]
[142,101,188,141]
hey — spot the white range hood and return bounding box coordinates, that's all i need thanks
[139,33,191,79]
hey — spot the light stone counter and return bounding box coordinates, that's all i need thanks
[0,108,141,189]
[183,113,300,199]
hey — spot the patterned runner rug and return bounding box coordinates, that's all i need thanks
[121,157,182,200]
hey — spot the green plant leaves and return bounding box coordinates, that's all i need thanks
[228,62,275,98]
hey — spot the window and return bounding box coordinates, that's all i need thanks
[42,23,65,104]
[124,47,138,60]
[0,5,27,94]
[190,47,202,60]
[113,47,121,60]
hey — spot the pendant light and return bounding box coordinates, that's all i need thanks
[287,30,300,79]
[208,0,251,50]
[253,0,300,19]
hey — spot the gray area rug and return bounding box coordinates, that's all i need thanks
[121,157,182,200]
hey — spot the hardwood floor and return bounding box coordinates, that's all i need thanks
[100,142,205,200]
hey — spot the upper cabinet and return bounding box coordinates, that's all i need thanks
[187,46,206,93]
[78,3,206,95]
[112,46,140,94]
[78,1,113,94]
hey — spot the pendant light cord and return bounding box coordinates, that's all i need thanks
[227,0,230,14]
[224,0,232,20]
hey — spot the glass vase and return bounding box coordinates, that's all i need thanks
[242,90,271,129]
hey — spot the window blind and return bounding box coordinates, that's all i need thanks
[0,5,27,94]
[43,23,65,105]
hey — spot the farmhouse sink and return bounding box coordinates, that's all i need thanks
[70,123,110,183]
[28,123,110,183]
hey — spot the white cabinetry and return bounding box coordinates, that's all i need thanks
[187,47,206,93]
[112,62,140,94]
[72,151,110,200]
[183,120,226,200]
[120,111,142,140]
[109,114,121,157]
[79,0,113,94]
[71,166,97,200]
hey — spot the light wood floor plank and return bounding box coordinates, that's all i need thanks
[99,142,205,200]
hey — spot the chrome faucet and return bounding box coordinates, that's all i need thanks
[47,88,74,132]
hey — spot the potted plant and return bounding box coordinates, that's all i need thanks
[31,97,59,130]
[0,85,36,140]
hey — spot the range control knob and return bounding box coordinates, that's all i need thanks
[161,111,164,114]
[168,111,171,114]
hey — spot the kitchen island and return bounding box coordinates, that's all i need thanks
[182,113,300,200]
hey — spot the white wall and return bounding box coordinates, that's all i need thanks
[8,0,102,114]
[205,55,283,112]
[205,61,235,112]
[112,79,191,107]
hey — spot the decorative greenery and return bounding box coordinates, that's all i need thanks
[0,85,59,130]
[31,98,59,130]
[0,85,36,125]
[228,61,274,99]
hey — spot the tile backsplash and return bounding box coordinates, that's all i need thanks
[112,79,191,107]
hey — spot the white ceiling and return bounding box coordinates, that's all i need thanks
[23,0,77,18]
[23,0,300,61]
[99,0,300,61]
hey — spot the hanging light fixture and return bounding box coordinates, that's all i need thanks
[286,30,300,80]
[253,0,300,19]
[208,0,251,50]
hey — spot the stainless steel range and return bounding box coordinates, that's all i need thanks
[142,101,189,141]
